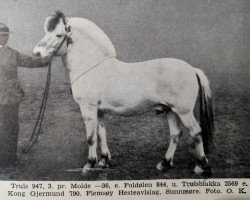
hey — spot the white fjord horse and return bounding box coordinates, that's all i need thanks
[33,11,214,176]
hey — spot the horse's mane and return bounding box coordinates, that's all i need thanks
[68,17,116,58]
[46,10,67,32]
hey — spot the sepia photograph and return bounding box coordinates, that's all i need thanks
[0,0,249,184]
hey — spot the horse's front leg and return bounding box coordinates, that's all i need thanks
[97,111,111,168]
[79,104,98,174]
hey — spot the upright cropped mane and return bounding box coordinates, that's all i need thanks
[46,10,67,32]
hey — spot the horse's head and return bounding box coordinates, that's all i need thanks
[33,10,72,58]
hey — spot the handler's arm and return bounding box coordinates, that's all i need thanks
[16,52,51,68]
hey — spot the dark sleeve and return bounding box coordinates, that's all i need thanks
[16,52,48,68]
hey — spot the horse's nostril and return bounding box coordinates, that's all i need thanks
[35,52,41,58]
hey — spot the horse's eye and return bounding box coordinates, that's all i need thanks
[56,34,63,38]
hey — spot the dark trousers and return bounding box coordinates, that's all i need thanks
[0,104,19,167]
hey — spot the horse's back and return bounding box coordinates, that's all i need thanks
[113,58,196,83]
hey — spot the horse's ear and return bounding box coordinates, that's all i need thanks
[44,16,52,32]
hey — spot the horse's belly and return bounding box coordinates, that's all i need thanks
[99,99,157,116]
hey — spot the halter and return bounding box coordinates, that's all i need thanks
[51,24,72,55]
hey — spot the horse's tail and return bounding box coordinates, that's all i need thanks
[195,68,215,154]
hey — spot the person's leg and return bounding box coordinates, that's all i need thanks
[0,103,19,166]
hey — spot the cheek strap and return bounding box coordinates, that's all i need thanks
[65,25,73,45]
[52,25,72,55]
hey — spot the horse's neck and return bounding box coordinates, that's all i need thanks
[65,36,111,83]
[65,18,116,82]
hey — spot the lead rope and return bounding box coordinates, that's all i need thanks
[71,56,115,86]
[22,62,52,154]
[22,25,71,154]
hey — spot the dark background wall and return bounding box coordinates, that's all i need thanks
[0,0,249,94]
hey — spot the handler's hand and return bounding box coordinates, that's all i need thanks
[41,56,52,66]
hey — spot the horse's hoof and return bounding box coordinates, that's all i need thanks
[81,168,90,175]
[156,162,164,171]
[81,159,97,175]
[98,159,112,169]
[98,160,110,168]
[98,154,111,169]
[193,165,212,178]
[193,158,212,178]
[157,158,173,171]
[202,166,212,178]
[81,164,92,175]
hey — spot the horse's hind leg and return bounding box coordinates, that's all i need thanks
[97,112,111,168]
[174,110,211,176]
[157,112,182,171]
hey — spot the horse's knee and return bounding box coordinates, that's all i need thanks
[83,115,98,144]
[87,135,96,145]
[171,133,181,144]
[83,116,96,123]
[87,137,93,145]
